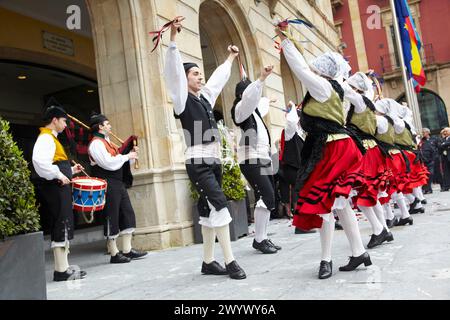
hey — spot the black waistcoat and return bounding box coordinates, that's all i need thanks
[174,93,219,146]
[231,105,271,147]
[282,133,304,169]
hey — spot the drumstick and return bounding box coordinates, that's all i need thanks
[270,105,289,113]
[133,139,139,169]
[71,160,91,178]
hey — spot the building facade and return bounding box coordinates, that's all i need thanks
[332,0,450,134]
[0,0,340,250]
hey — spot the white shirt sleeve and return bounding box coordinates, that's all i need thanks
[201,60,232,107]
[32,134,65,181]
[257,96,270,118]
[375,115,388,135]
[280,39,332,103]
[342,81,366,113]
[234,79,264,124]
[285,105,299,141]
[164,41,188,116]
[89,139,130,171]
[392,117,406,134]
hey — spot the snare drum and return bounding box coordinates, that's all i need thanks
[72,177,107,212]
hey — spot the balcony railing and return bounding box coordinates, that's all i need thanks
[380,43,435,74]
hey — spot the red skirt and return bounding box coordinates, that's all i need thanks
[293,138,364,230]
[383,152,409,196]
[404,151,429,194]
[354,146,392,207]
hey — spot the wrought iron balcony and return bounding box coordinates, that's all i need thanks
[380,43,435,74]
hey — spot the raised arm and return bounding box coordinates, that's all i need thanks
[276,28,332,103]
[163,18,187,115]
[285,102,299,141]
[201,45,239,107]
[341,81,366,113]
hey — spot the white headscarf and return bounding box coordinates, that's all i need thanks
[375,98,390,115]
[347,72,371,92]
[310,52,348,80]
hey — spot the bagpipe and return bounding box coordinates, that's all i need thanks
[66,114,138,188]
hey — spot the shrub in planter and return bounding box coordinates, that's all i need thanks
[0,117,40,238]
[0,117,45,300]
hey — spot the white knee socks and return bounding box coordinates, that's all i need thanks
[254,206,270,243]
[393,192,410,218]
[53,247,69,272]
[373,201,389,231]
[359,205,383,235]
[383,203,395,220]
[319,214,335,262]
[121,234,133,254]
[107,239,119,256]
[413,187,425,201]
[201,225,216,264]
[336,203,366,257]
[215,224,235,264]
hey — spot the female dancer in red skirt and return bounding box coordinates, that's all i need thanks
[343,72,394,248]
[396,104,429,214]
[276,27,371,280]
[375,99,413,226]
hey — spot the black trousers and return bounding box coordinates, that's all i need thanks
[443,159,450,190]
[185,158,228,218]
[103,178,136,238]
[423,162,434,192]
[240,159,275,211]
[35,181,74,243]
[278,164,299,206]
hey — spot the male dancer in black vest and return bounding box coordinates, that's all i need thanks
[32,105,86,281]
[88,114,147,263]
[231,66,283,254]
[164,17,246,279]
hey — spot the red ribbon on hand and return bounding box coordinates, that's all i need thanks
[149,16,184,53]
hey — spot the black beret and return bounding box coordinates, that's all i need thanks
[89,113,108,128]
[42,106,67,121]
[183,62,199,74]
[235,79,252,98]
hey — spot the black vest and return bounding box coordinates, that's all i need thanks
[92,165,123,181]
[282,133,304,169]
[231,106,271,147]
[174,93,219,146]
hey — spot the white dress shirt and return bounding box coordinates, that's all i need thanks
[284,104,305,141]
[88,136,131,171]
[164,41,232,160]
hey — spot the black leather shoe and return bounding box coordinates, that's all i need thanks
[53,269,87,281]
[295,227,316,234]
[201,261,228,275]
[252,239,277,254]
[267,239,282,250]
[441,189,449,192]
[409,198,420,213]
[318,260,332,279]
[122,248,148,260]
[421,199,427,204]
[67,266,87,278]
[386,219,395,228]
[386,231,394,242]
[225,260,246,280]
[339,252,372,271]
[410,207,425,214]
[110,252,131,263]
[335,221,343,230]
[367,228,389,249]
[394,216,413,226]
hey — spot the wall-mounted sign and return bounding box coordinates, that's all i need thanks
[42,31,74,56]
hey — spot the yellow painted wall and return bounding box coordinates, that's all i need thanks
[0,8,95,70]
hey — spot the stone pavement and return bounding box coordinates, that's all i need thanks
[45,188,450,300]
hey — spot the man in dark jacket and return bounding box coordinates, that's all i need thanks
[419,128,435,193]
[440,127,450,192]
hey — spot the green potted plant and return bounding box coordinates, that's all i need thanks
[190,121,249,243]
[0,117,46,300]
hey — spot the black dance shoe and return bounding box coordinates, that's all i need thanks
[53,268,87,281]
[225,260,246,280]
[394,216,413,226]
[386,219,395,228]
[122,248,148,260]
[339,252,372,271]
[201,261,228,275]
[252,239,278,254]
[110,252,132,264]
[267,239,282,250]
[318,260,333,279]
[295,227,316,234]
[409,198,420,212]
[410,207,425,214]
[386,231,394,242]
[367,228,389,249]
[421,199,428,204]
[335,221,344,230]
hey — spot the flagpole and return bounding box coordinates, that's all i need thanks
[389,0,422,131]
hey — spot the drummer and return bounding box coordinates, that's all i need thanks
[88,113,147,263]
[32,104,87,281]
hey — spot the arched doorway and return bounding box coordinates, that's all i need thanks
[199,0,262,127]
[280,54,304,105]
[397,89,449,135]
